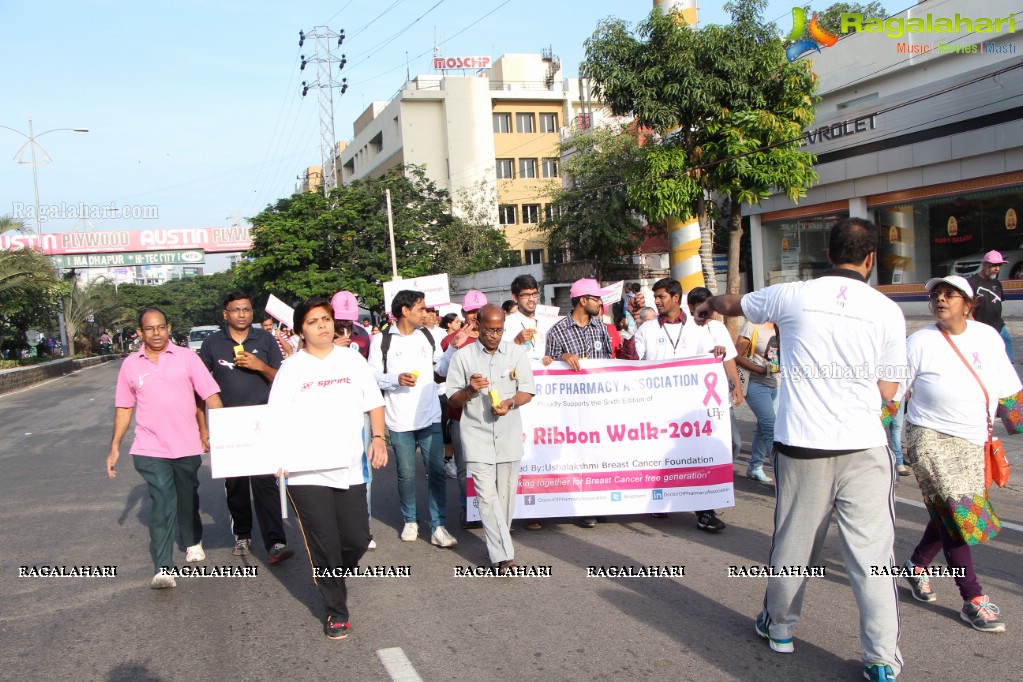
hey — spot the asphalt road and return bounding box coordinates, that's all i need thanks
[1,360,1020,681]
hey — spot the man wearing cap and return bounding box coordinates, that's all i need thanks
[436,289,488,529]
[968,251,1013,363]
[331,291,371,360]
[545,278,613,528]
[198,292,293,564]
[694,218,905,680]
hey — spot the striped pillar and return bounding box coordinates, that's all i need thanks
[653,0,704,291]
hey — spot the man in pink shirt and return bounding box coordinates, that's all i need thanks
[106,307,223,589]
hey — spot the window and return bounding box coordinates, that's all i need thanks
[516,113,535,133]
[522,204,540,224]
[542,158,559,178]
[540,113,558,133]
[498,205,517,225]
[495,158,514,179]
[519,158,537,179]
[493,113,511,133]
[525,249,544,265]
[544,203,561,223]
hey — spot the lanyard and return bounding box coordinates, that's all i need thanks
[663,322,683,353]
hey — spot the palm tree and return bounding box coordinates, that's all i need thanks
[0,215,56,304]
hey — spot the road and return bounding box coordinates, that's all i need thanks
[1,360,1020,681]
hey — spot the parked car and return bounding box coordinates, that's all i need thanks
[187,325,220,352]
[941,249,1023,281]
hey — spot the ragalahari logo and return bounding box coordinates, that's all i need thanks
[784,7,839,61]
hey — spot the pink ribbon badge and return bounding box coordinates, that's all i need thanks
[837,286,848,302]
[973,352,982,369]
[703,372,722,406]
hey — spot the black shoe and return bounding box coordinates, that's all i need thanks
[459,510,481,530]
[268,543,295,564]
[324,616,351,640]
[578,517,597,528]
[696,511,725,532]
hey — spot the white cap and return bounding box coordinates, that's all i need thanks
[924,276,973,299]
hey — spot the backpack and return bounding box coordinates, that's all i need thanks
[380,326,436,374]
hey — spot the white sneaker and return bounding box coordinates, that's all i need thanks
[445,459,457,479]
[430,526,458,548]
[400,522,418,542]
[367,538,377,550]
[185,543,205,563]
[151,573,176,589]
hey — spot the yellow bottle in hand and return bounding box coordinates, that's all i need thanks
[233,344,245,358]
[410,369,420,384]
[489,389,500,407]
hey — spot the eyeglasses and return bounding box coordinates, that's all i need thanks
[141,324,169,334]
[480,327,505,336]
[517,292,539,299]
[226,307,253,315]
[928,290,963,301]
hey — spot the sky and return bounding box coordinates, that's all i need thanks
[0,0,902,272]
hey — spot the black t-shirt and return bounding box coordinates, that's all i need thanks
[198,326,284,407]
[968,274,1005,331]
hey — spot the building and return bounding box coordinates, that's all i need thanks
[297,165,324,194]
[336,52,613,264]
[747,0,1022,313]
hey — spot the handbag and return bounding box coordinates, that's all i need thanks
[737,325,758,395]
[940,330,1011,488]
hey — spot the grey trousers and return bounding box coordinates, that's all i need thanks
[470,460,519,564]
[760,446,903,675]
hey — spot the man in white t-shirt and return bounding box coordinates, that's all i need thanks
[369,289,457,549]
[501,273,552,362]
[635,277,738,532]
[695,218,906,681]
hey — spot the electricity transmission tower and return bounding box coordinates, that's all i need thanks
[299,26,348,194]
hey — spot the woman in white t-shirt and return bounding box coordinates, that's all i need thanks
[269,297,388,640]
[735,321,779,482]
[901,276,1021,634]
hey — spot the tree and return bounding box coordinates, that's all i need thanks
[541,123,649,281]
[437,180,518,276]
[59,274,127,354]
[239,165,453,311]
[582,0,818,314]
[0,216,59,356]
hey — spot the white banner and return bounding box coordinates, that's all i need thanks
[209,405,345,478]
[263,294,296,330]
[599,280,625,306]
[383,273,451,314]
[466,357,734,520]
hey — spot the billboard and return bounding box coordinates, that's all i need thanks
[0,226,252,255]
[433,56,492,69]
[49,250,206,268]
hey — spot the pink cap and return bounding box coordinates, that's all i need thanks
[983,250,1008,264]
[462,289,488,312]
[570,278,603,299]
[331,291,359,321]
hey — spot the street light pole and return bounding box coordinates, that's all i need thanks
[1,117,88,358]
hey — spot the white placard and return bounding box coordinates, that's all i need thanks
[599,280,624,306]
[535,304,561,317]
[264,294,296,330]
[209,405,349,478]
[382,273,451,313]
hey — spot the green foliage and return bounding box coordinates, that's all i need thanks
[117,269,242,332]
[542,124,649,280]
[0,216,61,354]
[238,165,452,311]
[436,180,518,276]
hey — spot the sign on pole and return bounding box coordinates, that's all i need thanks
[382,273,451,313]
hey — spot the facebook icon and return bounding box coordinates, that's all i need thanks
[652,490,664,500]
[524,495,536,506]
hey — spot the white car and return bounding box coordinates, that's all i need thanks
[942,249,1023,281]
[187,325,220,352]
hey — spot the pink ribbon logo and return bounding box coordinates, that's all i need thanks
[703,372,722,406]
[837,286,848,302]
[973,352,982,369]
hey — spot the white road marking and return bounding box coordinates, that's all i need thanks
[896,496,1023,532]
[377,647,424,682]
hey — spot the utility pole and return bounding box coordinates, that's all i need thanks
[385,189,399,280]
[299,27,348,194]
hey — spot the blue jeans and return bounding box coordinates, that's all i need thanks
[1000,325,1015,363]
[745,380,778,472]
[390,423,446,532]
[887,403,904,467]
